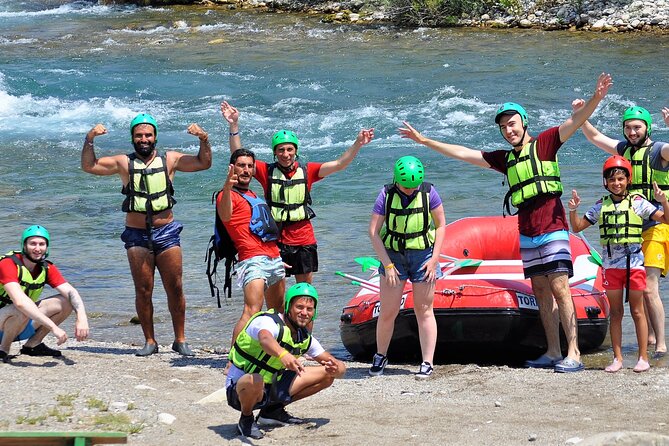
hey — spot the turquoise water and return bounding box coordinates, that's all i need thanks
[1,0,669,362]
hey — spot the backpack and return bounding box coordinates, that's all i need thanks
[205,188,280,307]
[205,190,238,308]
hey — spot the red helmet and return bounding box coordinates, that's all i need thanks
[602,155,632,188]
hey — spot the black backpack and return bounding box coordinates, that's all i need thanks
[205,190,238,308]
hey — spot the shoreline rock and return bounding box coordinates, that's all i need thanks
[127,0,669,33]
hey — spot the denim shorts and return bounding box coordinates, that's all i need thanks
[235,255,285,289]
[378,248,442,282]
[121,221,183,255]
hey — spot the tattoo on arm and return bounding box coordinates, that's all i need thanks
[68,290,84,314]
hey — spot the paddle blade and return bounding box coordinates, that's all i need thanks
[354,256,381,272]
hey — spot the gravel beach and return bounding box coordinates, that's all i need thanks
[2,340,669,445]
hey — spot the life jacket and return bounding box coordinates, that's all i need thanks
[266,163,315,224]
[504,140,562,214]
[0,252,50,309]
[598,194,644,247]
[381,183,435,252]
[205,188,280,307]
[623,143,669,202]
[229,310,312,384]
[121,153,176,214]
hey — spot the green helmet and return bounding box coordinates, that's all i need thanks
[622,106,652,137]
[21,225,50,258]
[285,282,319,320]
[393,156,424,188]
[130,113,158,141]
[495,102,529,128]
[272,130,299,152]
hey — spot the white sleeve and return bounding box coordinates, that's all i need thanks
[245,315,280,341]
[306,337,326,358]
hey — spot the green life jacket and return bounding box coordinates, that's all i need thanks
[623,143,669,202]
[229,309,312,384]
[266,164,314,224]
[0,252,50,309]
[122,153,176,214]
[598,194,644,246]
[381,183,435,252]
[505,140,562,209]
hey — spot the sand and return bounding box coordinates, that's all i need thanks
[1,340,669,445]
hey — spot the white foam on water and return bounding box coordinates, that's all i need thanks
[0,2,118,18]
[0,37,38,45]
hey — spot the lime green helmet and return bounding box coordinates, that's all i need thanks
[285,282,319,320]
[130,113,158,141]
[393,156,424,188]
[622,106,652,137]
[272,130,299,152]
[495,102,529,128]
[21,225,50,258]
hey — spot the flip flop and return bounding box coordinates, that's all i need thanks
[554,358,585,373]
[524,354,563,369]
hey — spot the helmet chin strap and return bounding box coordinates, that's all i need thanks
[284,313,310,342]
[22,249,44,264]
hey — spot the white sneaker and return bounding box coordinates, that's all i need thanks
[415,361,433,379]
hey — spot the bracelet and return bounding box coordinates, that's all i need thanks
[384,263,395,270]
[229,131,239,136]
[278,350,288,359]
[568,208,577,212]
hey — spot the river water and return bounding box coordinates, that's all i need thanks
[1,0,669,364]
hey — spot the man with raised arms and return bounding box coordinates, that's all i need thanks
[400,73,613,372]
[572,103,669,358]
[82,114,211,357]
[221,101,374,285]
[0,225,89,362]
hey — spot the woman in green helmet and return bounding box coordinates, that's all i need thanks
[368,156,446,379]
[575,102,669,359]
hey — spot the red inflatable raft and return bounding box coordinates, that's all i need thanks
[339,216,610,361]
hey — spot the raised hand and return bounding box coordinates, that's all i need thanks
[187,123,208,140]
[399,121,424,144]
[593,72,613,100]
[355,128,375,147]
[221,101,239,124]
[662,107,669,127]
[654,181,667,203]
[568,189,581,211]
[87,124,107,139]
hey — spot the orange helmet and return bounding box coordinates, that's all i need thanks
[602,155,632,188]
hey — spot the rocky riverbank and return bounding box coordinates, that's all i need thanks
[2,340,669,445]
[178,0,669,32]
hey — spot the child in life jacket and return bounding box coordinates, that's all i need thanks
[569,155,669,373]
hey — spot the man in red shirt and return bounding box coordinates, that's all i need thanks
[217,149,285,349]
[221,101,374,284]
[399,73,613,373]
[0,225,89,362]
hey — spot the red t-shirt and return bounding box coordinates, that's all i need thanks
[218,189,281,262]
[481,127,568,237]
[254,160,324,246]
[0,253,67,291]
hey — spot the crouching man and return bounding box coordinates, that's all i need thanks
[0,225,89,362]
[226,282,346,439]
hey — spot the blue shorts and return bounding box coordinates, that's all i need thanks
[121,221,183,255]
[235,255,285,289]
[378,248,442,282]
[226,370,297,411]
[0,320,35,342]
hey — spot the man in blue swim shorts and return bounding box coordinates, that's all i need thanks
[82,114,212,357]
